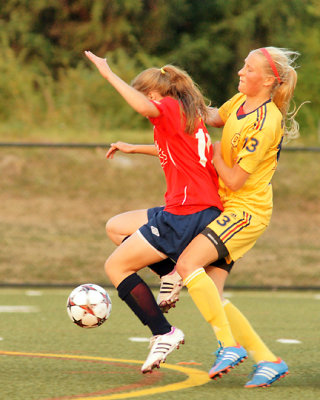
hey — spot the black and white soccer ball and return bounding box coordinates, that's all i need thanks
[67,284,112,328]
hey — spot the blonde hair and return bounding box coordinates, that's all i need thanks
[131,65,208,135]
[253,47,301,140]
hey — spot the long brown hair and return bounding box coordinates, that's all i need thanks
[131,65,208,135]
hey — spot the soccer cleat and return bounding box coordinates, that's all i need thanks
[141,326,185,373]
[209,341,248,379]
[157,269,183,313]
[245,358,289,388]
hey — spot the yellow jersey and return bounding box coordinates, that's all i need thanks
[218,93,284,225]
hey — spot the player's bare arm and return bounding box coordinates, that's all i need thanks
[106,142,158,159]
[213,141,249,191]
[84,51,160,118]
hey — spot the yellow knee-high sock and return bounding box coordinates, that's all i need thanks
[184,268,236,347]
[223,300,277,362]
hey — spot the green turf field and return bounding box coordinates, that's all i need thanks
[1,288,319,400]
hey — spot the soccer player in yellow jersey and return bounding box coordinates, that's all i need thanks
[175,46,300,387]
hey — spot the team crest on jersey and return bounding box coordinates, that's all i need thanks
[231,133,240,147]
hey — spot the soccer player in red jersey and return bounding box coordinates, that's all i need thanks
[85,51,226,373]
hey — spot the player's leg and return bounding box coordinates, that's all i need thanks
[207,266,288,387]
[176,213,250,378]
[204,217,288,387]
[222,299,289,387]
[105,230,167,286]
[223,300,278,363]
[177,232,237,347]
[106,207,175,279]
[105,231,184,372]
[206,264,278,363]
[106,209,148,245]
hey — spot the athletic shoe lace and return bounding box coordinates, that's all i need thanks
[213,341,224,359]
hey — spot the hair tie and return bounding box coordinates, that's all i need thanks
[160,67,166,75]
[260,48,282,84]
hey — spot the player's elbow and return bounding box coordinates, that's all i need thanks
[226,179,244,191]
[139,107,159,118]
[137,106,150,117]
[222,165,249,191]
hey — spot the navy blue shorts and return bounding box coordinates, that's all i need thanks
[139,206,221,262]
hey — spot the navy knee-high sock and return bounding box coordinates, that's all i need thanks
[117,273,171,336]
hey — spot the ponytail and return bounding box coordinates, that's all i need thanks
[255,47,303,140]
[132,65,208,135]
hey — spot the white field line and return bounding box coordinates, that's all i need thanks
[277,338,302,344]
[129,337,149,343]
[0,305,39,313]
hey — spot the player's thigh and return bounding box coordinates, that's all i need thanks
[106,209,148,245]
[105,231,166,286]
[176,234,219,280]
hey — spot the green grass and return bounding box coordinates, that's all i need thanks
[0,288,319,399]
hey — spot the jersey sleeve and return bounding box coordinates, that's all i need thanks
[148,99,167,125]
[236,122,276,174]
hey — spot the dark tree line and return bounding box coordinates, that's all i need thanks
[1,0,319,136]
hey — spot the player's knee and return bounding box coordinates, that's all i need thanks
[105,216,123,245]
[104,257,113,278]
[105,217,114,239]
[175,254,193,280]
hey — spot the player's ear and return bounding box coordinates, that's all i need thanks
[147,91,155,100]
[263,75,276,88]
[148,91,162,101]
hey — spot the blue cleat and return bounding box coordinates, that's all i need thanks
[209,341,248,379]
[245,358,289,388]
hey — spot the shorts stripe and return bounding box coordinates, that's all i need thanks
[218,212,247,238]
[220,212,252,243]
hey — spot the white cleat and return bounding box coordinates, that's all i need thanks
[157,270,183,313]
[141,326,185,373]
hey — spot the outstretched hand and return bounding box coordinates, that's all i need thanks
[106,142,136,159]
[85,50,160,119]
[84,51,112,79]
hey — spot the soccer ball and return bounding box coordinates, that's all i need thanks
[67,283,112,328]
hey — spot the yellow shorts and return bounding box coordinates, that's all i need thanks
[205,210,268,262]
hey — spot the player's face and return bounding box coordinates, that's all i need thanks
[238,52,267,97]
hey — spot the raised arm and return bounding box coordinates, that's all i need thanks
[106,142,158,159]
[85,51,160,118]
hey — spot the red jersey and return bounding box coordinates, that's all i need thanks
[149,96,223,215]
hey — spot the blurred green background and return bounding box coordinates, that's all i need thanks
[0,0,319,143]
